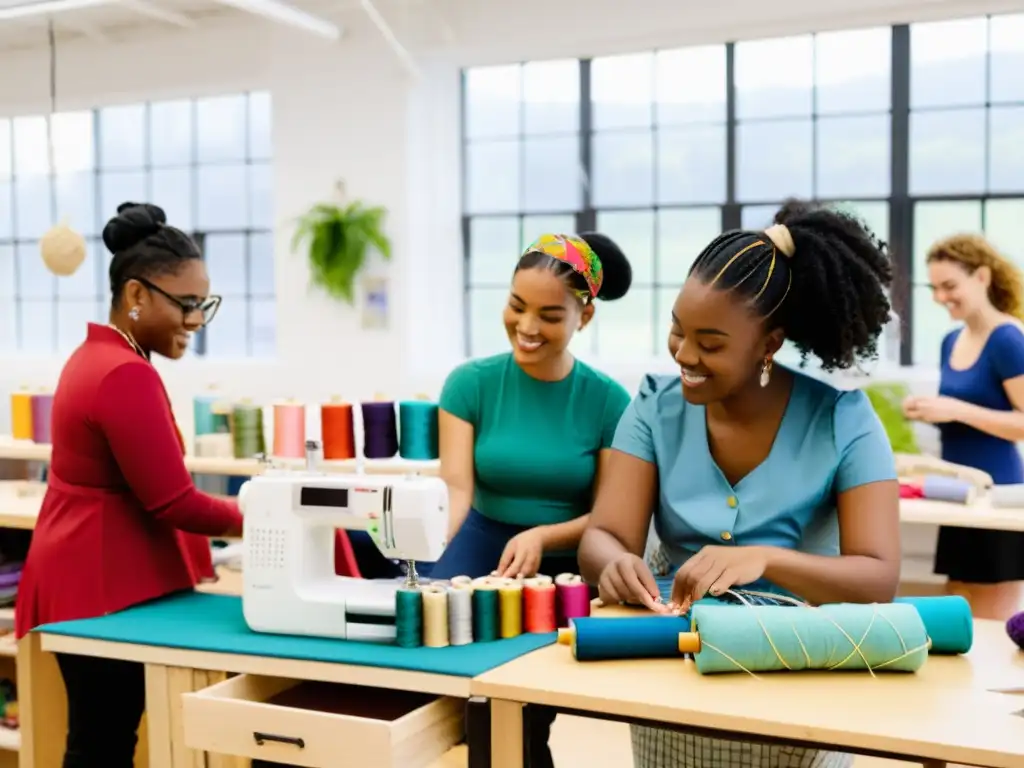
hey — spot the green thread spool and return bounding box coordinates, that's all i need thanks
[471,582,500,642]
[398,400,439,460]
[231,403,266,459]
[395,587,423,648]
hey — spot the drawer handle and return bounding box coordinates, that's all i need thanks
[253,731,306,749]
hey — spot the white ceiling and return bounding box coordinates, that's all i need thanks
[0,0,416,50]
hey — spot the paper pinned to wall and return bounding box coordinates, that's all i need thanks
[361,275,390,330]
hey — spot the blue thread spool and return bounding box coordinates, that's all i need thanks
[895,595,973,654]
[682,602,929,675]
[558,615,692,661]
[921,474,976,505]
[398,400,439,460]
[194,394,229,437]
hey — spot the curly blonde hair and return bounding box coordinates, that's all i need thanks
[926,234,1024,321]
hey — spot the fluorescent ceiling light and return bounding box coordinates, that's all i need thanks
[208,0,341,40]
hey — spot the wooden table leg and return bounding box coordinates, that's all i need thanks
[489,699,524,768]
[17,633,66,768]
[144,665,245,768]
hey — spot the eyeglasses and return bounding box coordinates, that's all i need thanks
[136,278,222,326]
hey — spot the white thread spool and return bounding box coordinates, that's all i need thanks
[447,582,474,646]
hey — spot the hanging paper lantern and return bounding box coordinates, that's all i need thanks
[40,219,86,277]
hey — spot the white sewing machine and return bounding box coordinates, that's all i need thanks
[239,442,448,642]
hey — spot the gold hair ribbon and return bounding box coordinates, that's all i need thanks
[764,224,795,258]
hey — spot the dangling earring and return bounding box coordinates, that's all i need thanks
[760,356,773,388]
[128,306,140,321]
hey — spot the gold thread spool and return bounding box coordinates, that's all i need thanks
[421,586,450,648]
[498,579,523,638]
[11,388,33,441]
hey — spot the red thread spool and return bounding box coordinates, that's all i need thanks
[321,398,356,460]
[555,573,591,628]
[523,575,557,633]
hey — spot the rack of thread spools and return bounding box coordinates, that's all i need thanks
[191,392,441,465]
[8,388,54,445]
[395,574,592,649]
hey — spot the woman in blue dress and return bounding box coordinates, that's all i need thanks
[904,234,1024,620]
[578,200,900,768]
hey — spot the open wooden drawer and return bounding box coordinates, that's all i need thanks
[181,674,465,768]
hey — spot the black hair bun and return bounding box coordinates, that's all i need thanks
[102,202,167,254]
[773,198,816,225]
[580,232,632,301]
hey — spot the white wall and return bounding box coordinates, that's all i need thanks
[3,0,1021,575]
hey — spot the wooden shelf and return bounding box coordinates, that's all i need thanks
[0,438,439,477]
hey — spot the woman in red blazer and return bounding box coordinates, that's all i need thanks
[16,202,243,768]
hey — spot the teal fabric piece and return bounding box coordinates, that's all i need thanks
[35,592,556,678]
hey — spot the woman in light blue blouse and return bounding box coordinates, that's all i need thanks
[579,200,902,768]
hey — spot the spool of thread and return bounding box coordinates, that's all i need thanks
[10,391,32,441]
[361,401,399,459]
[193,394,230,437]
[921,474,976,505]
[471,581,500,642]
[195,434,234,459]
[231,402,266,459]
[988,483,1024,509]
[321,399,356,460]
[421,585,450,648]
[895,595,973,654]
[272,402,307,459]
[29,393,54,444]
[447,582,474,646]
[398,400,440,460]
[555,573,591,628]
[1007,610,1024,650]
[395,586,423,648]
[523,575,557,634]
[558,616,693,661]
[498,579,523,638]
[681,602,929,675]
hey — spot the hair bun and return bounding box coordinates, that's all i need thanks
[103,202,167,254]
[580,232,632,301]
[773,198,816,226]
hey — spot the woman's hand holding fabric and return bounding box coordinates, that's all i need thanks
[597,553,668,613]
[669,545,770,613]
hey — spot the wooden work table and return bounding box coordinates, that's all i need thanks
[18,570,474,768]
[472,611,1024,768]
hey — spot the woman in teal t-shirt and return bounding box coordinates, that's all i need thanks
[578,201,901,768]
[430,232,633,582]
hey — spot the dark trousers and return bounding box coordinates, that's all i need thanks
[55,653,145,768]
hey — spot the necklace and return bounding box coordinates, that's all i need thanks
[107,324,147,360]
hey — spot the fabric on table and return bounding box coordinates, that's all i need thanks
[35,591,555,678]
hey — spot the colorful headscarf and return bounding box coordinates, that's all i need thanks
[523,233,603,301]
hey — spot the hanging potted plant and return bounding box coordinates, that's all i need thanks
[290,186,392,305]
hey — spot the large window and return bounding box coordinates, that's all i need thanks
[0,91,274,358]
[460,12,1024,367]
[909,15,1024,366]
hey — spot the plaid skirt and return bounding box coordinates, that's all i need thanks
[633,544,854,768]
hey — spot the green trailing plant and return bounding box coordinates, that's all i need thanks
[291,200,392,304]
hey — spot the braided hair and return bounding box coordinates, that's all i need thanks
[688,200,894,371]
[104,202,201,307]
